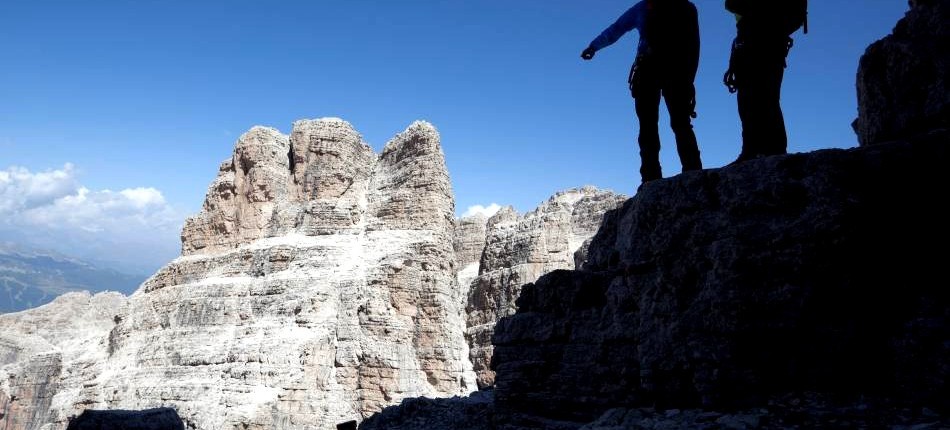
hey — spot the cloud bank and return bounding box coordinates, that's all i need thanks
[461,203,502,219]
[0,164,185,273]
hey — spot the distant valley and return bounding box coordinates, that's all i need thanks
[0,244,145,313]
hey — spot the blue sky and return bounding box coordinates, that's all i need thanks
[0,0,909,272]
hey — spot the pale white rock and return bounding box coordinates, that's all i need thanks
[464,186,626,388]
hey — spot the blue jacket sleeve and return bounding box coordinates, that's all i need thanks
[588,2,645,52]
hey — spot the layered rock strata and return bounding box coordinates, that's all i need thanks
[492,135,950,427]
[464,188,626,388]
[0,119,476,430]
[854,0,949,145]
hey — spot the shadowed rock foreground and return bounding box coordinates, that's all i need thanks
[492,135,950,428]
[65,408,184,430]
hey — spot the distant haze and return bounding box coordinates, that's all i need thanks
[0,243,146,313]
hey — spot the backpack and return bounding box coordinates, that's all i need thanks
[777,0,809,36]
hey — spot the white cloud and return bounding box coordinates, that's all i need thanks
[0,164,185,272]
[461,203,502,219]
[0,163,79,211]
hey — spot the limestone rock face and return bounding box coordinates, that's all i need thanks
[464,187,626,389]
[181,120,377,253]
[492,136,950,426]
[854,0,950,145]
[1,119,476,430]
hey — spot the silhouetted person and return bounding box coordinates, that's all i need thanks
[723,0,807,162]
[581,0,703,184]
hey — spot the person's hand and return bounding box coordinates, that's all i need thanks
[581,47,596,60]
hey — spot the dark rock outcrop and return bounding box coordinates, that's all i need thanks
[854,0,949,145]
[579,395,950,430]
[65,408,184,430]
[492,135,950,426]
[359,391,495,430]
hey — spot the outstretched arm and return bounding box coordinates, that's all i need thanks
[586,2,645,54]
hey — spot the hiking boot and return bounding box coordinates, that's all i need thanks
[728,152,763,166]
[637,176,660,193]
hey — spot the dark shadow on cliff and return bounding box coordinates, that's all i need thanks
[65,408,185,430]
[359,390,495,430]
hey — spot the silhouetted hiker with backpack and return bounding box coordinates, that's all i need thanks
[581,0,703,185]
[723,0,808,163]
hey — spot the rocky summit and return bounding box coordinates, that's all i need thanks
[2,119,476,429]
[0,118,622,430]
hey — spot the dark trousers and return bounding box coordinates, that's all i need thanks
[634,77,703,183]
[734,45,788,160]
